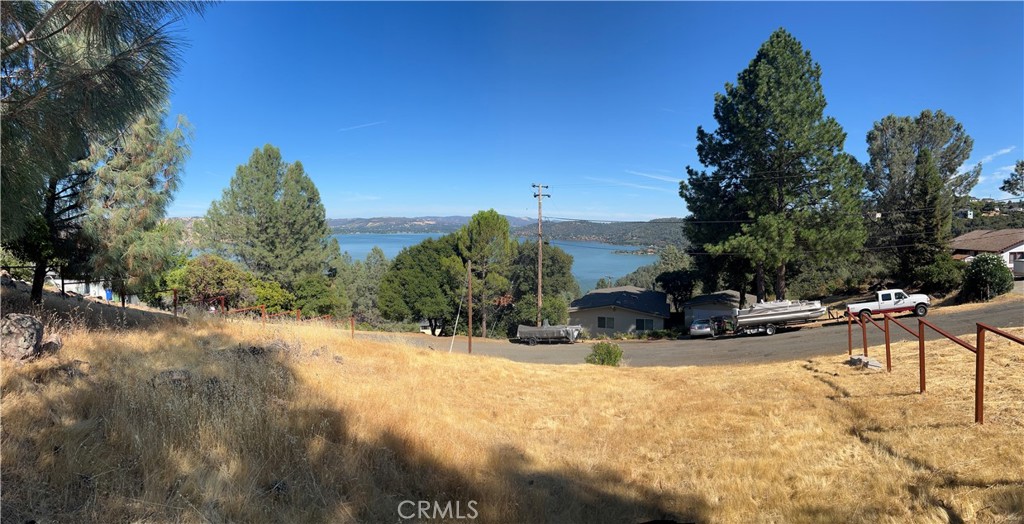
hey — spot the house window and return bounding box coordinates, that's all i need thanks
[636,318,654,331]
[597,317,614,329]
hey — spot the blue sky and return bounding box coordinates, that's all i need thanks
[165,1,1024,221]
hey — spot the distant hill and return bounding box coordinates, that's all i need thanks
[328,216,533,234]
[512,218,688,248]
[172,215,687,248]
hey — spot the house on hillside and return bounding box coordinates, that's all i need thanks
[569,286,669,335]
[950,229,1024,268]
[680,290,750,330]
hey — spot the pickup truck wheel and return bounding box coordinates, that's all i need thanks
[859,310,872,323]
[915,304,928,317]
[765,324,777,336]
[527,337,538,346]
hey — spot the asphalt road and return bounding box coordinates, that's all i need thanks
[358,298,1024,367]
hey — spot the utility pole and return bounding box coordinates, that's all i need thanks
[532,183,550,327]
[467,260,473,354]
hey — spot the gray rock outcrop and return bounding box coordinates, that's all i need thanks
[1,313,44,361]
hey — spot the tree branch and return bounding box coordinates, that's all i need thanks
[4,1,89,55]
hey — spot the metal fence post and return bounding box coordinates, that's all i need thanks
[296,309,301,322]
[976,325,985,424]
[918,320,926,394]
[173,289,178,317]
[350,316,355,339]
[861,317,868,357]
[884,315,892,372]
[847,312,852,356]
[261,304,266,326]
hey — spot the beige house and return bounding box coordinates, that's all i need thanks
[569,286,669,335]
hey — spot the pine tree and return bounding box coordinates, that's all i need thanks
[1,1,207,243]
[200,144,341,291]
[86,110,192,305]
[866,110,979,277]
[899,149,952,281]
[682,28,865,300]
[1000,160,1024,196]
[457,210,513,338]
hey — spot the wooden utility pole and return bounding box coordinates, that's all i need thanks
[467,260,473,354]
[532,184,549,326]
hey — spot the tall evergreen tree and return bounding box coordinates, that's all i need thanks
[1,1,207,243]
[6,154,96,304]
[86,110,192,305]
[899,149,953,280]
[457,210,513,338]
[200,144,341,290]
[350,246,390,325]
[681,28,865,300]
[865,110,979,275]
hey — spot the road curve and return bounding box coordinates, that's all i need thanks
[357,298,1024,367]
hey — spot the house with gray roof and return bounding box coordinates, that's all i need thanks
[569,286,669,335]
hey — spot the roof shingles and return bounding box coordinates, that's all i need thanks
[570,286,670,318]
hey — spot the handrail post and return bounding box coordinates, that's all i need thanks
[884,315,892,372]
[847,312,852,356]
[976,325,985,424]
[861,316,868,357]
[918,319,926,393]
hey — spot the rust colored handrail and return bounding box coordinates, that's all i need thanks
[974,323,1024,424]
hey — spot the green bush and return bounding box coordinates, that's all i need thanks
[960,253,1014,302]
[916,253,965,294]
[585,341,622,367]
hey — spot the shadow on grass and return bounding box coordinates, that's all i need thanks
[1,337,708,524]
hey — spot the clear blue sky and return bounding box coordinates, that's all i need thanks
[165,1,1024,221]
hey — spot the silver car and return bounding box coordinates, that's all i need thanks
[690,319,713,338]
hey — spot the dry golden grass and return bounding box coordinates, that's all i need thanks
[2,312,1021,523]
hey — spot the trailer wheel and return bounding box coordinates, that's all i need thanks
[765,324,777,336]
[859,310,872,323]
[915,304,928,317]
[527,337,538,346]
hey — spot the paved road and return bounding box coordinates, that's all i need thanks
[357,299,1024,367]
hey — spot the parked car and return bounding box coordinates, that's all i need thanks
[689,319,713,338]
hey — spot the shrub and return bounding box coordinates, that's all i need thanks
[960,253,1014,302]
[585,341,622,366]
[916,253,965,294]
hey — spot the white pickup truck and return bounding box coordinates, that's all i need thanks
[846,289,931,321]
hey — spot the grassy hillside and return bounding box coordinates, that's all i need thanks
[1,310,1021,522]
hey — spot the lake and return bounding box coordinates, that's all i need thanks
[334,233,658,291]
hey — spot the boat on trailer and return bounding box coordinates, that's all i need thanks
[713,299,826,336]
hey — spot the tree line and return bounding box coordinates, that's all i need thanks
[674,28,1022,304]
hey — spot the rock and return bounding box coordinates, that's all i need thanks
[847,355,883,370]
[40,334,63,355]
[0,269,15,288]
[1,313,43,361]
